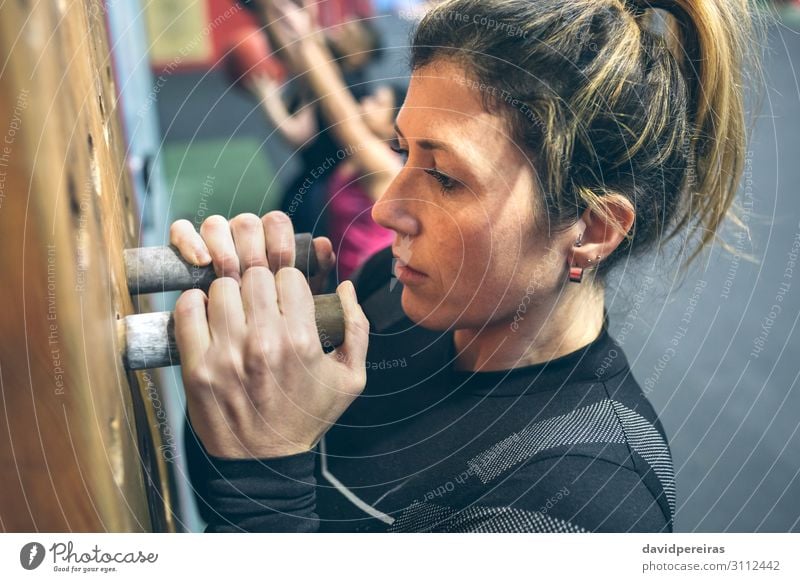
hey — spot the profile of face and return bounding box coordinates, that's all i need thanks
[372,59,572,332]
[360,85,397,141]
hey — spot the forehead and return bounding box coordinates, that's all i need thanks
[397,60,523,167]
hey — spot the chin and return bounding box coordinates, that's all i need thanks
[400,288,452,331]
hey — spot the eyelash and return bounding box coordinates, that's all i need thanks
[424,168,457,194]
[389,143,458,195]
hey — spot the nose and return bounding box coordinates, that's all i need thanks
[371,170,420,237]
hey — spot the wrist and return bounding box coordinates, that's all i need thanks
[208,442,314,461]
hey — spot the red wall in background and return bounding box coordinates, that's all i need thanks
[152,0,374,76]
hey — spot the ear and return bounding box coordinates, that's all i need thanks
[569,194,635,269]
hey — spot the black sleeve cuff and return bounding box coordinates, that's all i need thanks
[202,450,319,533]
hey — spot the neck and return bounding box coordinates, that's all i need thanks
[453,284,606,372]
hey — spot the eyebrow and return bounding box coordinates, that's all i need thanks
[394,121,455,155]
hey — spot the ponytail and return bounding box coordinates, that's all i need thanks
[412,0,760,272]
[640,0,755,262]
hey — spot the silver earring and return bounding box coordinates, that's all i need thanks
[575,232,583,247]
[587,255,602,266]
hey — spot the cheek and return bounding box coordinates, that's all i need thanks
[417,222,564,328]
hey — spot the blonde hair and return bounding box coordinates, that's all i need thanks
[411,0,759,272]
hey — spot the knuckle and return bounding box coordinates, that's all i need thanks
[186,363,213,388]
[230,212,261,232]
[263,210,291,224]
[247,264,273,278]
[289,331,316,357]
[348,370,367,394]
[350,311,370,335]
[218,354,243,377]
[209,276,239,295]
[200,214,228,234]
[244,337,278,372]
[175,289,206,317]
[275,266,304,284]
[213,251,240,271]
[243,265,274,289]
[268,250,295,271]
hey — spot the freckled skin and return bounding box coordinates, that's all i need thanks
[372,59,570,333]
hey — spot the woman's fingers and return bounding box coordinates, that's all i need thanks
[173,289,211,372]
[274,268,320,356]
[309,236,335,293]
[207,277,247,347]
[170,219,211,266]
[200,215,241,282]
[262,211,296,273]
[230,213,270,272]
[330,280,369,380]
[241,266,280,327]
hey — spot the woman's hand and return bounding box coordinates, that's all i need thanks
[170,212,334,295]
[169,212,369,459]
[265,0,321,49]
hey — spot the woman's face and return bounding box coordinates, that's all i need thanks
[372,59,571,331]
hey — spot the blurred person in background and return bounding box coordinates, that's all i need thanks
[237,0,385,249]
[247,0,406,280]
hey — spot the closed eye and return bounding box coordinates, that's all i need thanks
[424,168,457,194]
[390,136,459,195]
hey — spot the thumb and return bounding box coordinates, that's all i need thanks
[330,280,369,374]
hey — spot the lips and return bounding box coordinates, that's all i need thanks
[393,256,426,276]
[393,255,428,284]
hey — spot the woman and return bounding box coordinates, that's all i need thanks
[170,0,754,532]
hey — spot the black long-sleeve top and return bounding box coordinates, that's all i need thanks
[185,247,675,532]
